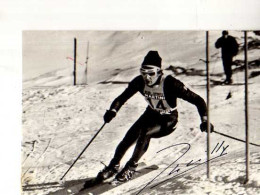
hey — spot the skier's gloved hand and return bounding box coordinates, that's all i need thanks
[104,109,117,123]
[200,121,214,133]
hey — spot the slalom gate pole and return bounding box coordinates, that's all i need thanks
[60,123,106,180]
[74,38,77,86]
[205,31,211,179]
[244,31,249,183]
[213,130,260,147]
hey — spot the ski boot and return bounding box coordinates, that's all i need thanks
[223,79,233,85]
[115,161,138,182]
[97,163,120,181]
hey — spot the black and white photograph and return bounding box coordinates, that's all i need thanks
[1,1,260,195]
[21,30,260,194]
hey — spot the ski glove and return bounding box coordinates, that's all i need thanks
[200,121,214,133]
[104,109,117,123]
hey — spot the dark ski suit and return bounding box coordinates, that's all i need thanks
[108,74,207,166]
[215,35,239,82]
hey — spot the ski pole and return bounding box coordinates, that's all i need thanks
[213,130,260,147]
[60,123,106,180]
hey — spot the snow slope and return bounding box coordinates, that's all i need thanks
[22,31,260,195]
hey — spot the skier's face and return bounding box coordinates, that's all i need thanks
[140,65,161,86]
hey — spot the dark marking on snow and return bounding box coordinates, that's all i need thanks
[226,91,232,100]
[233,58,260,73]
[99,81,130,84]
[250,70,260,78]
[166,57,259,82]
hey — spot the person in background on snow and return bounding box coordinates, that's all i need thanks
[97,51,214,182]
[215,31,239,84]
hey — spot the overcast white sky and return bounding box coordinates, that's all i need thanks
[0,0,259,194]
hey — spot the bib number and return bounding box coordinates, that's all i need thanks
[147,98,166,110]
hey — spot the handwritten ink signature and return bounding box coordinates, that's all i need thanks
[136,141,229,195]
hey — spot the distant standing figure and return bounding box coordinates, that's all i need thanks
[215,31,239,84]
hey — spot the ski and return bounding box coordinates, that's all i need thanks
[50,164,159,195]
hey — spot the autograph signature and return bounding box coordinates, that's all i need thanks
[136,141,229,195]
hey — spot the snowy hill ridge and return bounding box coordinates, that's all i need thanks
[22,31,260,195]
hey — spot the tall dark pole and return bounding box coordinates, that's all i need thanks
[244,31,249,183]
[74,38,77,86]
[206,31,210,178]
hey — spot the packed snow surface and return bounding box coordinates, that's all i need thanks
[22,31,260,195]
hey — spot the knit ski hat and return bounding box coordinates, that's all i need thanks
[141,51,162,68]
[222,30,229,36]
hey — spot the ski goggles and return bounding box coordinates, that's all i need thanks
[140,65,161,76]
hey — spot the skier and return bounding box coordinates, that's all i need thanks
[97,51,214,182]
[215,31,239,84]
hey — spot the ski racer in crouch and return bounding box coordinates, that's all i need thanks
[97,50,214,182]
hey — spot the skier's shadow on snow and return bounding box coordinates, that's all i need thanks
[22,178,90,191]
